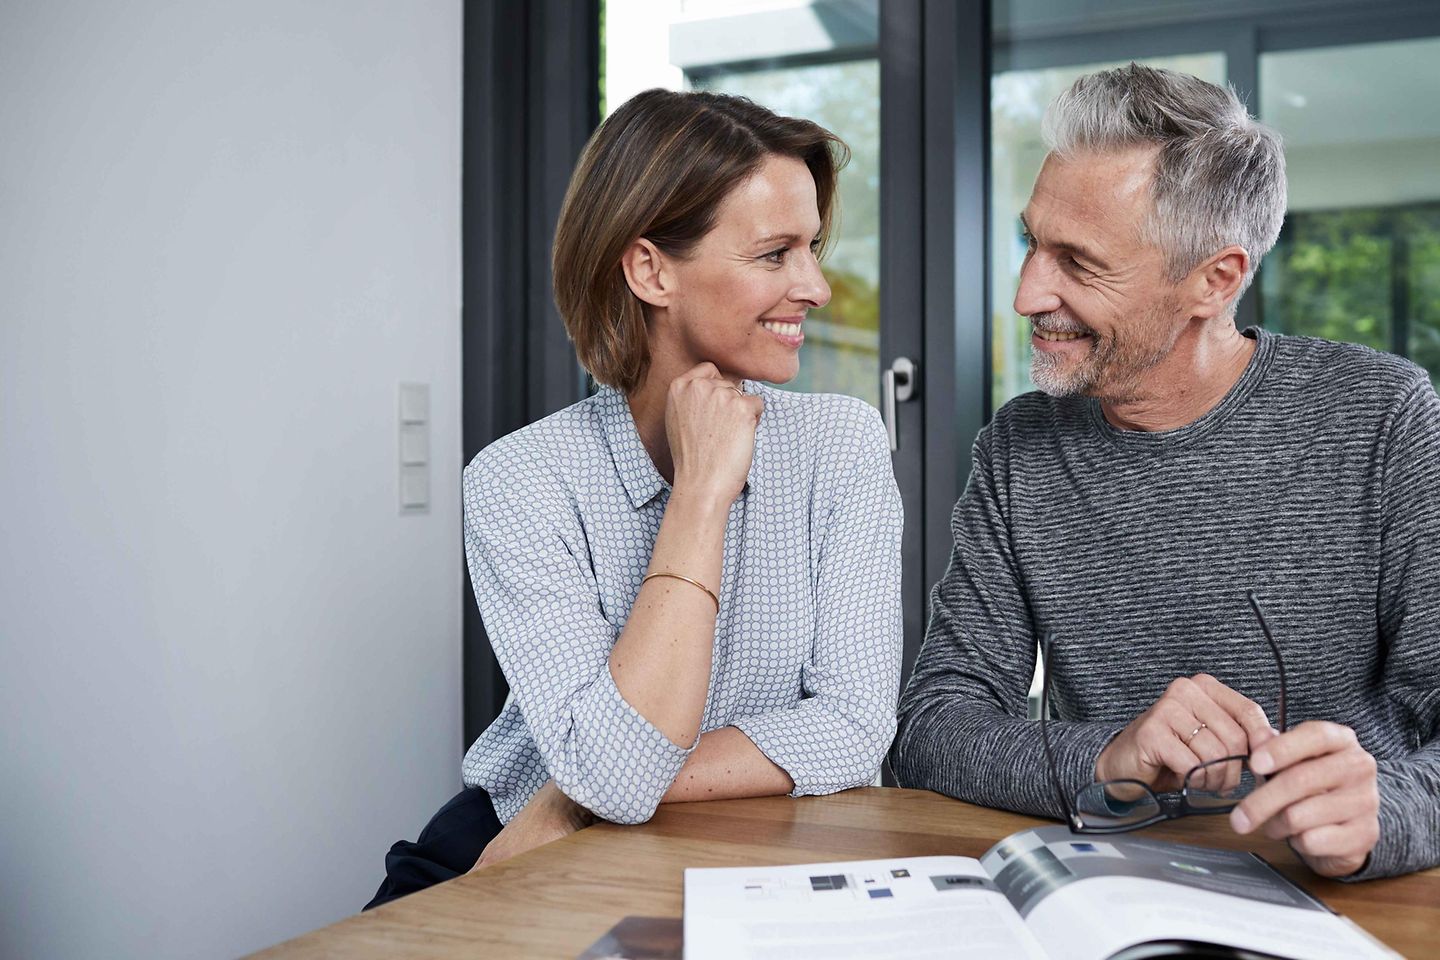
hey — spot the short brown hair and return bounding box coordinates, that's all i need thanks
[552,89,849,394]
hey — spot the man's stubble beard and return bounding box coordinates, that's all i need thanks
[1030,301,1179,403]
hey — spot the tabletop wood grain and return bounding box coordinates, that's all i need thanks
[247,787,1439,959]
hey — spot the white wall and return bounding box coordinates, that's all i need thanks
[0,2,463,957]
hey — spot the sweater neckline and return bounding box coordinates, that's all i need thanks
[1085,327,1276,452]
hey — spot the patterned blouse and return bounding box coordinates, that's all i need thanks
[460,380,903,824]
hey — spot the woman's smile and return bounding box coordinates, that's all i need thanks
[760,316,805,348]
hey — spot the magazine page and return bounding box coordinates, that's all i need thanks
[683,855,1048,960]
[979,826,1397,960]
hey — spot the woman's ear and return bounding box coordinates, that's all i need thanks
[1188,244,1250,320]
[620,238,674,308]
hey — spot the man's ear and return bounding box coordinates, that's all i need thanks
[1189,244,1250,320]
[620,238,674,308]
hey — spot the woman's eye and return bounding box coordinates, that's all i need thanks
[761,248,787,264]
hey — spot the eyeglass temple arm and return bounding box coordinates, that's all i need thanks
[1037,631,1079,827]
[1245,590,1288,733]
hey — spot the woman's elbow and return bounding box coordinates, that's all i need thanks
[814,711,898,794]
[551,769,665,826]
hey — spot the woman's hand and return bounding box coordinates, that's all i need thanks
[665,362,764,507]
[469,781,594,872]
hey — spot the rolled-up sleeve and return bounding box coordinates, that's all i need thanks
[731,405,903,795]
[463,455,693,825]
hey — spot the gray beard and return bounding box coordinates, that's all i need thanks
[1031,345,1101,397]
[1029,320,1175,402]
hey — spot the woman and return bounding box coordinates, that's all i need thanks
[367,89,902,909]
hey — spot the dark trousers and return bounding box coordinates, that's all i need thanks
[364,786,502,911]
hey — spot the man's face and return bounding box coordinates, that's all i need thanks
[1015,146,1187,402]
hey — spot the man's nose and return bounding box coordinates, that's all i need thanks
[1013,255,1062,318]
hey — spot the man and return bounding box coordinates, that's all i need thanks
[890,64,1439,880]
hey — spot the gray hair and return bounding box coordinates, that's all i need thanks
[1042,63,1286,300]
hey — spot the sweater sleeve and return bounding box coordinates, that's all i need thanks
[730,404,903,795]
[889,429,1124,817]
[463,455,692,826]
[1350,378,1440,879]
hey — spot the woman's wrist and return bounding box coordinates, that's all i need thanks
[666,482,735,521]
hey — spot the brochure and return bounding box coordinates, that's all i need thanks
[682,826,1398,959]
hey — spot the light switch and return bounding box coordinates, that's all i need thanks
[400,422,428,465]
[398,382,430,513]
[399,382,429,424]
[400,463,429,511]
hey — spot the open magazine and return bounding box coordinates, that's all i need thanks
[683,826,1398,960]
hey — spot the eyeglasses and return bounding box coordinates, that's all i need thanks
[1038,589,1288,834]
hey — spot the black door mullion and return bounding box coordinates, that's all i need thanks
[879,0,991,690]
[923,0,990,605]
[879,0,928,692]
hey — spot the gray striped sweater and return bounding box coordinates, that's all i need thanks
[891,328,1440,879]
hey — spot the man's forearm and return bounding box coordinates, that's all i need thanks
[660,726,793,804]
[892,697,1123,819]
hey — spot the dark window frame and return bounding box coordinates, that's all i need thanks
[462,0,599,747]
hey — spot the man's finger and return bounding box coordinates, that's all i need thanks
[1249,721,1357,776]
[1146,701,1207,779]
[1174,686,1251,761]
[1191,674,1273,746]
[1257,787,1367,841]
[1230,750,1356,833]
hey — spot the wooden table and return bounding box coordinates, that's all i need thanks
[251,787,1440,959]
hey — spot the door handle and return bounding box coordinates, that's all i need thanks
[881,356,917,452]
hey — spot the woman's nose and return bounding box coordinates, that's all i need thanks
[792,252,831,308]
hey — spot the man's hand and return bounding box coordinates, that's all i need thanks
[1095,674,1275,792]
[469,780,594,872]
[1230,721,1380,878]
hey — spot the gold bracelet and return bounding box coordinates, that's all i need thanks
[642,572,720,614]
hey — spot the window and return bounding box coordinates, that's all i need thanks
[1260,37,1440,383]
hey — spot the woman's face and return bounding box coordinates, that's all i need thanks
[656,155,832,384]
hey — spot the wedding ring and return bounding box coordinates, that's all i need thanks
[1183,722,1208,744]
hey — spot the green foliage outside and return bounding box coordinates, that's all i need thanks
[1262,204,1440,384]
